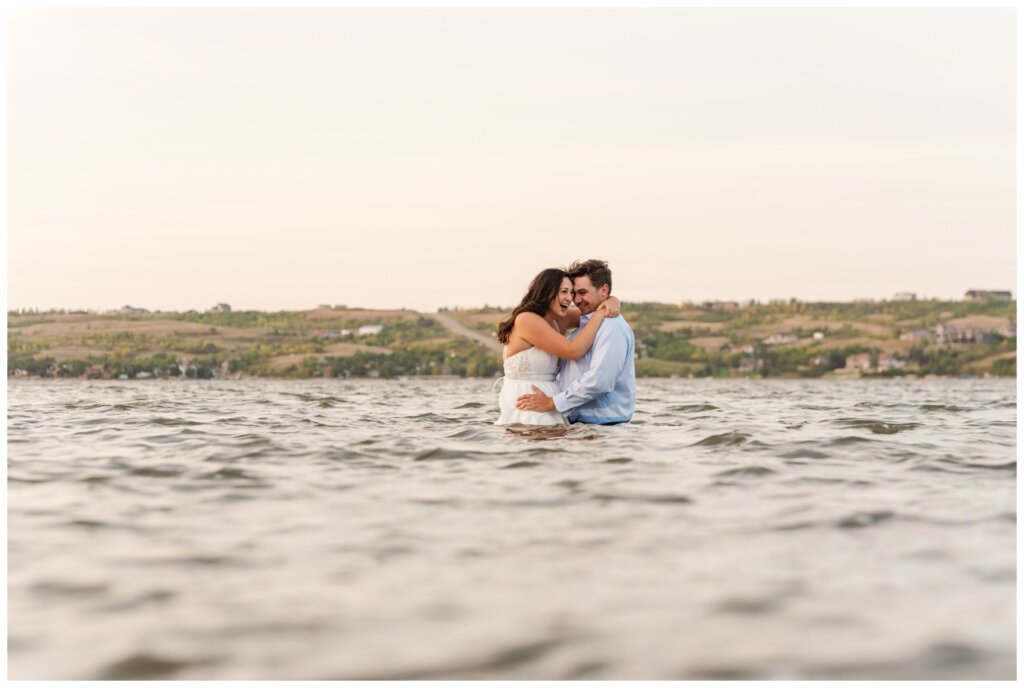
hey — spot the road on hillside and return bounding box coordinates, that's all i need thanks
[426,311,503,354]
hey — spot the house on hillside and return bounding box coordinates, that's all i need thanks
[845,353,873,372]
[934,324,958,343]
[210,303,231,313]
[116,305,149,315]
[762,333,797,346]
[737,358,758,374]
[965,290,1013,301]
[358,325,384,337]
[85,365,111,380]
[900,328,933,343]
[952,327,994,344]
[893,292,917,301]
[877,354,906,371]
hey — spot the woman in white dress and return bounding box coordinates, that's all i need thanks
[494,268,619,426]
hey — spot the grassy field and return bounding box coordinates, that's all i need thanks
[8,308,494,379]
[444,298,1016,378]
[8,298,1016,379]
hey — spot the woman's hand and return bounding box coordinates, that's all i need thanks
[599,296,621,317]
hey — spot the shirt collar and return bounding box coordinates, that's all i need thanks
[579,312,593,326]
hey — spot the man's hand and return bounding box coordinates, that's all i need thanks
[516,385,556,413]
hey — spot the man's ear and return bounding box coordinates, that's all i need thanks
[600,285,610,299]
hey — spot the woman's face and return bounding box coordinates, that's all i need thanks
[548,277,574,318]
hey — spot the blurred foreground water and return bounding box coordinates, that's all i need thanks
[7,378,1016,679]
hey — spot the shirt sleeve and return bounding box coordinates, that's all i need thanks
[552,323,629,414]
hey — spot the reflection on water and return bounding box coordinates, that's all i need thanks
[501,425,584,440]
[7,379,1016,679]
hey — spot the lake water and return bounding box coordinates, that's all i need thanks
[7,378,1016,679]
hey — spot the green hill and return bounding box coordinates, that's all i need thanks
[8,298,1015,379]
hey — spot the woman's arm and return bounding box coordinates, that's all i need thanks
[604,296,621,317]
[515,307,608,361]
[553,307,581,333]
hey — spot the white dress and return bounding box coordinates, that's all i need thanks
[494,346,568,426]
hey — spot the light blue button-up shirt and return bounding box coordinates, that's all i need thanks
[553,312,636,424]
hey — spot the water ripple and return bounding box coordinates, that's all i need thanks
[7,378,1014,680]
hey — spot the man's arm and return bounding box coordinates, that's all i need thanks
[515,326,629,414]
[551,324,629,414]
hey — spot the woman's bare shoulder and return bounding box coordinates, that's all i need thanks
[515,311,545,324]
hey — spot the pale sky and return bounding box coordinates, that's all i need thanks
[7,7,1017,312]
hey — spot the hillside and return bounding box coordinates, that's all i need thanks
[8,308,500,380]
[443,298,1016,379]
[8,298,1016,379]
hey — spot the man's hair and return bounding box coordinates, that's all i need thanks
[567,259,612,295]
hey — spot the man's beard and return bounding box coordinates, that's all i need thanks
[580,298,606,315]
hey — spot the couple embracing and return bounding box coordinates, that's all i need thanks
[495,259,636,426]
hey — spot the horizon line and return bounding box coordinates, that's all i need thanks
[7,292,1017,315]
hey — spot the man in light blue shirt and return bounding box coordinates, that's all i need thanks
[516,259,637,425]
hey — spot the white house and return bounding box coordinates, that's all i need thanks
[358,325,384,336]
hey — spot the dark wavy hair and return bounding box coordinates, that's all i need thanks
[496,268,567,344]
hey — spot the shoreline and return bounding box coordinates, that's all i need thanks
[8,374,1013,382]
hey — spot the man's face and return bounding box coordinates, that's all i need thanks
[572,275,609,315]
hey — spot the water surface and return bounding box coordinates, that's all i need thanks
[7,379,1016,679]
